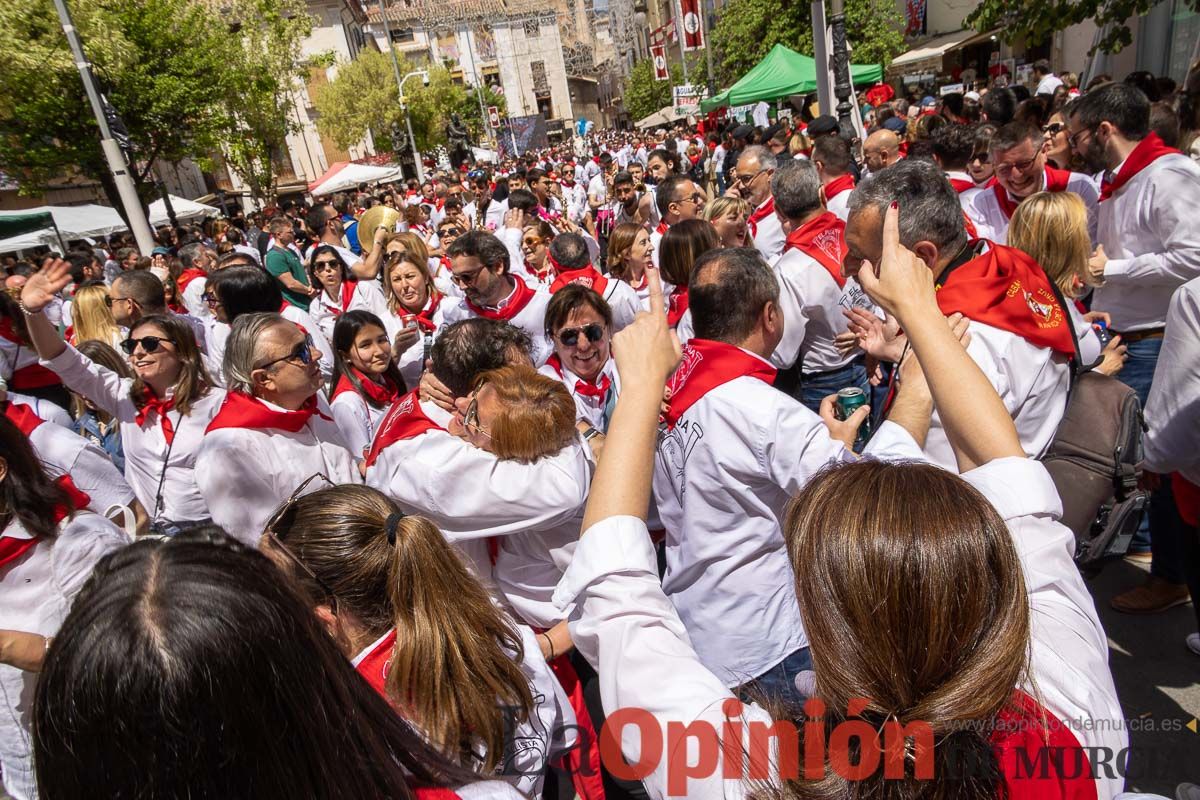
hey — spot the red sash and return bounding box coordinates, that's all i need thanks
[783,211,848,289]
[666,286,689,328]
[205,391,331,434]
[747,196,775,237]
[135,388,176,444]
[949,177,977,193]
[662,339,777,429]
[354,628,397,698]
[414,789,461,800]
[1100,132,1180,201]
[823,173,856,200]
[335,280,356,313]
[464,278,536,322]
[936,243,1075,355]
[993,166,1073,220]
[332,369,402,406]
[992,690,1097,800]
[176,268,207,296]
[550,266,609,295]
[363,390,445,467]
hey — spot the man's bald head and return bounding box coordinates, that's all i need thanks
[863,130,902,172]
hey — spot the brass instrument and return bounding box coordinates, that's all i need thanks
[357,206,401,253]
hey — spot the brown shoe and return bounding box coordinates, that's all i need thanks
[1110,575,1191,614]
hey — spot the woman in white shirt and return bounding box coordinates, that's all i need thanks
[0,415,128,800]
[19,260,225,534]
[353,251,444,388]
[606,222,658,308]
[262,483,572,798]
[557,221,1125,800]
[328,309,405,463]
[521,221,557,287]
[306,245,374,341]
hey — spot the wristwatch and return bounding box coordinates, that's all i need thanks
[581,424,601,441]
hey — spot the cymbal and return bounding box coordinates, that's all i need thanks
[358,206,401,253]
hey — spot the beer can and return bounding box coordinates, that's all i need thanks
[836,387,872,449]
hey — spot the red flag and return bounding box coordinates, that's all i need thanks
[651,44,669,81]
[679,0,704,50]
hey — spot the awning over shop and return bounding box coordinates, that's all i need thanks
[308,161,404,197]
[635,106,686,129]
[887,28,998,76]
[700,45,883,112]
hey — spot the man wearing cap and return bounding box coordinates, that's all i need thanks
[806,115,840,141]
[730,145,785,263]
[763,123,789,157]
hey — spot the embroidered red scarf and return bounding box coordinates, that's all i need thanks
[205,391,331,434]
[363,390,444,467]
[783,212,848,289]
[332,368,402,406]
[747,196,776,237]
[661,339,777,429]
[993,166,1072,219]
[1100,132,1180,201]
[550,266,609,295]
[666,286,689,328]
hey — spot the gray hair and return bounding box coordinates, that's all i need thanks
[771,159,823,220]
[739,145,777,172]
[177,241,209,268]
[223,312,287,394]
[847,160,968,253]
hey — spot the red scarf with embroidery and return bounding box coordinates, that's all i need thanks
[666,286,689,328]
[993,166,1072,219]
[550,266,610,295]
[465,277,536,322]
[1100,132,1180,201]
[747,196,775,237]
[355,628,398,699]
[205,391,331,434]
[332,368,402,406]
[176,268,206,296]
[363,390,445,467]
[937,243,1074,355]
[135,387,176,444]
[661,339,777,429]
[783,212,848,289]
[823,173,856,200]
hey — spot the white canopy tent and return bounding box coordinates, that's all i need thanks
[149,195,219,226]
[308,162,405,197]
[0,205,128,253]
[635,106,685,130]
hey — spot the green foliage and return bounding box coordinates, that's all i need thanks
[966,0,1199,53]
[622,57,695,122]
[709,0,905,85]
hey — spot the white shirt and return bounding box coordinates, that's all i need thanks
[651,361,926,686]
[587,173,607,207]
[43,344,224,523]
[348,281,443,389]
[308,280,376,341]
[463,198,509,233]
[1036,73,1064,96]
[180,274,209,320]
[965,171,1099,244]
[1093,152,1200,331]
[538,356,620,433]
[7,391,72,428]
[825,186,852,222]
[21,405,135,518]
[1142,276,1200,486]
[233,243,262,266]
[750,198,785,263]
[770,243,874,372]
[194,394,360,544]
[752,102,770,128]
[1,513,128,800]
[329,388,391,464]
[439,284,555,366]
[555,457,1127,800]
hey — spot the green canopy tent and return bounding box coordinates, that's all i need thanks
[0,210,66,252]
[700,44,883,112]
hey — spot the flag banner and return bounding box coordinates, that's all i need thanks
[651,44,670,81]
[680,0,703,50]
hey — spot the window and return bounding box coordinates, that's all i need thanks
[531,60,549,94]
[523,19,540,37]
[390,27,415,43]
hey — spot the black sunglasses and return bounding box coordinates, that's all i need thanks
[254,334,316,371]
[970,152,990,164]
[556,323,605,347]
[439,227,463,236]
[120,335,174,355]
[312,259,341,271]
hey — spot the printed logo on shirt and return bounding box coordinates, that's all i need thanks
[838,281,874,313]
[500,691,549,776]
[658,418,704,495]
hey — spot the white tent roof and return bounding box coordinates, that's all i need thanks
[309,162,404,197]
[635,106,685,130]
[0,204,127,253]
[149,195,219,226]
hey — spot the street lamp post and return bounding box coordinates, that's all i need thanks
[398,70,429,183]
[827,0,855,140]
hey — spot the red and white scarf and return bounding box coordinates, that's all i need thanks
[782,211,848,289]
[823,173,856,200]
[332,368,402,406]
[177,268,207,296]
[464,277,536,322]
[747,196,776,238]
[363,390,445,467]
[1100,132,1180,201]
[661,339,777,429]
[135,387,177,444]
[205,391,331,434]
[545,354,612,400]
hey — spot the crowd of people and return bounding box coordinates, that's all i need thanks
[1,59,1199,800]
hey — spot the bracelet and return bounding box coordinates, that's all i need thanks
[581,424,601,441]
[43,635,53,655]
[15,296,39,317]
[541,632,556,661]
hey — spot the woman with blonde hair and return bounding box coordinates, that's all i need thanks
[387,230,455,296]
[1007,191,1127,375]
[352,250,446,387]
[261,482,572,797]
[605,222,656,307]
[68,283,124,350]
[703,195,752,248]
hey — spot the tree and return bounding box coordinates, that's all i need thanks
[966,0,1198,53]
[709,0,905,86]
[622,57,694,122]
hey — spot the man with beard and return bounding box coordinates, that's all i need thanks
[304,203,385,280]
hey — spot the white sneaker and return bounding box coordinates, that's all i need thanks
[1187,633,1200,657]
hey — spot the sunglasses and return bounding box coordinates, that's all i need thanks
[254,334,315,371]
[202,291,221,306]
[556,323,605,347]
[439,227,463,237]
[313,260,340,271]
[120,335,174,355]
[1043,122,1066,136]
[263,473,338,612]
[969,152,990,164]
[522,237,544,247]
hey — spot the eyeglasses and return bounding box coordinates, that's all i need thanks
[312,259,340,271]
[969,152,990,164]
[556,323,605,347]
[522,237,544,248]
[439,227,463,237]
[120,335,174,355]
[1067,127,1094,150]
[464,394,491,439]
[254,334,315,371]
[734,170,766,185]
[994,156,1040,177]
[451,266,487,287]
[263,473,338,613]
[202,291,221,306]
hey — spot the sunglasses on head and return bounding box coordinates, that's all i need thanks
[556,323,605,347]
[120,335,174,355]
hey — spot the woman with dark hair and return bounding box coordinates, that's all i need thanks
[0,293,69,412]
[33,527,522,800]
[969,122,998,186]
[0,414,128,800]
[560,216,1125,799]
[658,218,720,342]
[261,484,571,797]
[306,244,375,340]
[329,310,405,463]
[540,285,618,434]
[19,260,224,535]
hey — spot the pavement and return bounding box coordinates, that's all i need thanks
[1090,557,1200,796]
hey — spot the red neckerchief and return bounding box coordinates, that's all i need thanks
[991,690,1096,799]
[464,277,536,322]
[413,789,461,800]
[335,280,356,313]
[0,318,61,390]
[0,473,91,568]
[408,289,442,332]
[177,268,206,295]
[661,339,777,429]
[655,221,670,236]
[332,369,402,406]
[2,400,44,436]
[1100,132,1180,201]
[1173,473,1200,527]
[363,390,445,467]
[354,628,397,699]
[666,286,689,327]
[550,266,609,295]
[824,173,856,199]
[936,242,1074,355]
[204,391,331,434]
[545,353,564,377]
[993,166,1072,219]
[575,372,611,399]
[135,387,176,444]
[782,211,848,289]
[948,177,976,193]
[747,196,775,237]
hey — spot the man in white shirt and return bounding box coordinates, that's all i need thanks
[649,174,706,267]
[862,128,903,177]
[304,203,385,280]
[811,136,857,222]
[1034,59,1063,97]
[462,175,508,232]
[730,145,785,263]
[1068,81,1200,614]
[586,153,612,215]
[653,246,929,705]
[963,121,1099,243]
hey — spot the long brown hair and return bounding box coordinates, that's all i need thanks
[267,484,534,774]
[776,460,1030,798]
[660,218,721,288]
[126,314,213,415]
[605,222,643,281]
